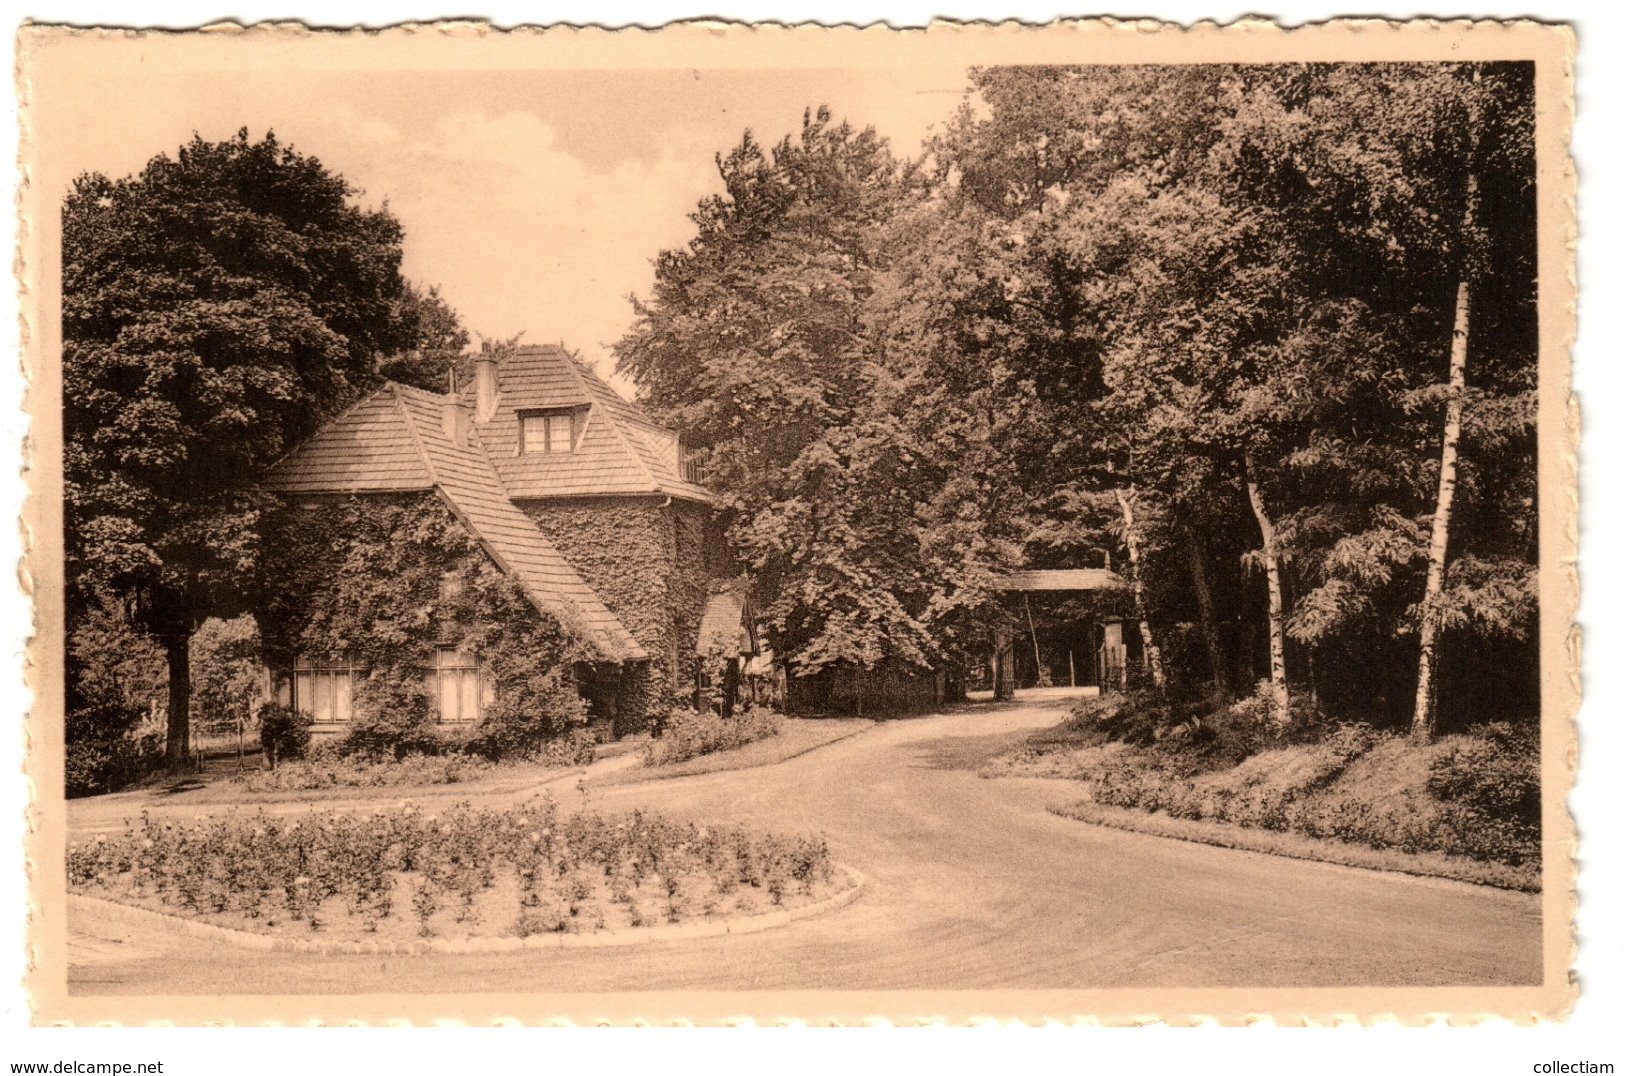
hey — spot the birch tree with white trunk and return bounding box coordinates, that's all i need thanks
[1112,483,1166,691]
[1412,148,1482,740]
[1244,456,1291,724]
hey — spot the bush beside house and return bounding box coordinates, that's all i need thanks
[236,731,598,793]
[63,594,168,796]
[643,706,785,767]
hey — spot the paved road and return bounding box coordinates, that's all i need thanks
[68,689,1542,994]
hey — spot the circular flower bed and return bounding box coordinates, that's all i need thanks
[69,798,839,944]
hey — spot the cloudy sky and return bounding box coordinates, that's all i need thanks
[53,65,975,385]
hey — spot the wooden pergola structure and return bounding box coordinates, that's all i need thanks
[988,568,1127,700]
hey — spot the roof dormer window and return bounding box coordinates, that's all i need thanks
[680,441,705,484]
[519,408,577,454]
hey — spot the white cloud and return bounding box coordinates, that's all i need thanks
[301,108,715,382]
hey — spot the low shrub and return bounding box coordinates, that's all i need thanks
[239,751,497,792]
[333,676,590,765]
[257,702,313,768]
[1427,721,1540,825]
[68,798,839,939]
[65,699,166,797]
[337,678,444,760]
[1007,691,1540,872]
[237,730,596,793]
[65,728,164,797]
[468,695,593,762]
[1079,688,1175,746]
[642,706,784,768]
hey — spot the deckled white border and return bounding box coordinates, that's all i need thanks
[11,11,1584,1034]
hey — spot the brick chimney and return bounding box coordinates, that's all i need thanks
[474,348,498,422]
[441,399,466,443]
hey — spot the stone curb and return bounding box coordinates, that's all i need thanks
[69,865,865,956]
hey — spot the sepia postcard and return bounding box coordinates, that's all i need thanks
[18,17,1576,1025]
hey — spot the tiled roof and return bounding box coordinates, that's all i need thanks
[469,345,713,503]
[993,569,1127,592]
[264,383,646,663]
[261,392,434,494]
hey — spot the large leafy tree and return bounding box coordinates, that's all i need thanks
[379,281,471,392]
[618,108,993,683]
[883,66,1245,695]
[1149,63,1537,733]
[902,63,1536,732]
[63,129,445,764]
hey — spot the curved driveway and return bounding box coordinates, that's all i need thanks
[68,689,1542,994]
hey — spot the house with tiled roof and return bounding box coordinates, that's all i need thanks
[262,343,754,737]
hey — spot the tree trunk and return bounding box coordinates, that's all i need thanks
[1023,596,1044,686]
[1113,485,1166,690]
[992,626,1015,700]
[163,630,192,769]
[1412,193,1478,741]
[1180,521,1231,703]
[1244,460,1290,724]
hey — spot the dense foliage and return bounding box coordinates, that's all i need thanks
[64,726,164,799]
[256,494,590,758]
[616,108,1000,681]
[992,692,1539,885]
[236,732,596,793]
[621,66,1539,737]
[257,702,313,767]
[190,615,263,743]
[63,593,166,796]
[63,129,468,765]
[642,705,785,767]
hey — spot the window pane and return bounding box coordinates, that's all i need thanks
[295,672,314,716]
[313,672,333,724]
[459,669,478,722]
[438,671,458,722]
[334,672,352,723]
[547,414,572,453]
[522,414,546,453]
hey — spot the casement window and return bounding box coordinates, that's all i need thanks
[293,655,363,725]
[519,408,577,454]
[428,645,492,724]
[679,441,705,484]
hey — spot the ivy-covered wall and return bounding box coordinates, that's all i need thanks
[523,497,673,671]
[672,499,726,675]
[523,496,731,714]
[256,493,595,753]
